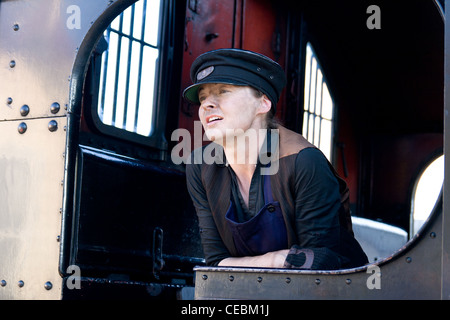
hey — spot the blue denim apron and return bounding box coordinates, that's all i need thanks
[225,174,288,256]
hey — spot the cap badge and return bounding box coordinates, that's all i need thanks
[197,66,214,81]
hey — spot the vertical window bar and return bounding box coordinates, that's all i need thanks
[317,77,324,149]
[313,60,320,145]
[99,28,111,121]
[112,13,124,127]
[134,0,147,130]
[305,48,314,141]
[122,5,135,130]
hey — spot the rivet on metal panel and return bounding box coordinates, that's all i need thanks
[18,280,24,287]
[56,235,61,242]
[430,231,436,238]
[6,97,13,105]
[285,277,291,284]
[48,120,58,132]
[13,24,19,31]
[50,102,60,114]
[345,279,352,285]
[229,275,234,282]
[0,280,6,287]
[315,279,321,285]
[257,277,263,283]
[202,275,208,280]
[405,257,412,263]
[9,60,16,68]
[18,122,27,134]
[44,281,53,290]
[20,105,30,116]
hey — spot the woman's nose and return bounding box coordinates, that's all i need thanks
[200,96,217,110]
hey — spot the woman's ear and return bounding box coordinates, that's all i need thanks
[258,94,272,115]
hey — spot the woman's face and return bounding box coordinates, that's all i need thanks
[197,83,270,143]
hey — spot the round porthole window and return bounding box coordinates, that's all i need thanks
[411,154,444,236]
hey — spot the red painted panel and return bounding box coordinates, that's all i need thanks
[178,0,237,138]
[177,0,288,143]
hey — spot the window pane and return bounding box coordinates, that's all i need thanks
[122,5,132,35]
[136,46,158,136]
[308,113,314,144]
[314,116,321,147]
[125,41,141,132]
[309,58,317,113]
[97,0,162,137]
[303,45,312,114]
[115,36,130,129]
[315,69,323,117]
[412,155,444,235]
[101,31,119,126]
[302,111,309,138]
[302,43,335,161]
[144,0,161,46]
[320,119,332,160]
[110,13,120,30]
[133,0,144,40]
[321,83,333,120]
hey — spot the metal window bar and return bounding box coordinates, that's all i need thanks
[134,0,147,131]
[111,13,124,128]
[98,0,159,136]
[303,45,313,141]
[122,4,135,130]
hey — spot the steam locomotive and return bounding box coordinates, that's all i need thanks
[0,0,447,300]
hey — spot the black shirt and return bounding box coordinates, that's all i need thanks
[186,127,368,268]
[229,148,339,225]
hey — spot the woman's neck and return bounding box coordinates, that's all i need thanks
[223,126,267,181]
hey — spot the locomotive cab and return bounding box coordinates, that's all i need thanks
[0,0,448,300]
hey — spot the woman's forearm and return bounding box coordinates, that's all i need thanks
[218,249,289,268]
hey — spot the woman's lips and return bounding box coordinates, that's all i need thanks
[205,115,224,126]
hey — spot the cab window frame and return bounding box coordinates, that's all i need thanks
[301,41,337,163]
[85,0,180,152]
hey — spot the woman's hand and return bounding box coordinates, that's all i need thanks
[217,249,290,268]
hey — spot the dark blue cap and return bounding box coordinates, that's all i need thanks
[183,48,286,110]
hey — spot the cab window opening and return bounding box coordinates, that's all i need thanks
[97,0,162,137]
[410,154,444,237]
[302,42,335,162]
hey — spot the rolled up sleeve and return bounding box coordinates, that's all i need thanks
[293,148,341,253]
[186,162,231,266]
